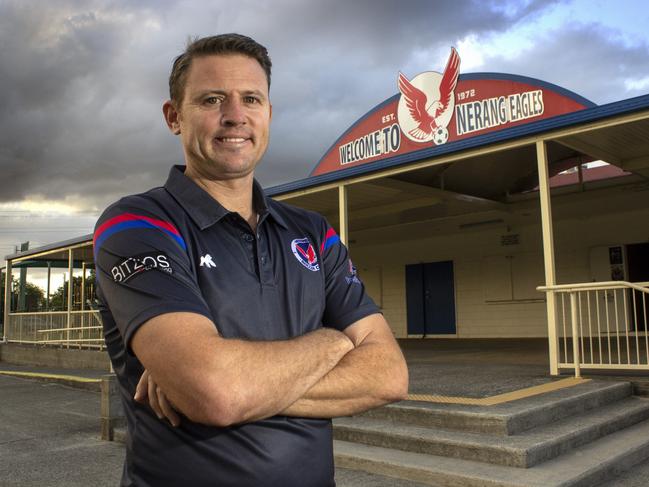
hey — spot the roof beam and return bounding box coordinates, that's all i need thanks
[362,178,509,212]
[361,178,440,196]
[622,156,649,172]
[554,136,622,165]
[350,196,442,220]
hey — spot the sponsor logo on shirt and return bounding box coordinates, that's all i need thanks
[111,252,172,283]
[345,259,362,285]
[200,254,217,268]
[291,238,320,272]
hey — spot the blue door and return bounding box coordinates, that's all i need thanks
[406,261,456,335]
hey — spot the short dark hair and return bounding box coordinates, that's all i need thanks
[168,33,272,105]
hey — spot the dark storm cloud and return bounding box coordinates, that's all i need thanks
[0,0,178,208]
[0,0,644,212]
[475,23,649,104]
[215,0,568,185]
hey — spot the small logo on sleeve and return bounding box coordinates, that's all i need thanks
[111,252,172,283]
[291,238,320,272]
[345,259,362,284]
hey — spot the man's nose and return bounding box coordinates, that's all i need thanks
[221,98,246,126]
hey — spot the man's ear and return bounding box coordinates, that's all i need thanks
[163,100,181,135]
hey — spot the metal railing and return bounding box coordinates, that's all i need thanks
[4,311,105,349]
[537,281,649,377]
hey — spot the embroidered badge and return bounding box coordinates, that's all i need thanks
[291,238,320,272]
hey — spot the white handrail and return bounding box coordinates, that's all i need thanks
[538,281,649,293]
[537,281,649,376]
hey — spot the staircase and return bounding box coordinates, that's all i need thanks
[333,380,649,486]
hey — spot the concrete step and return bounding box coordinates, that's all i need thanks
[335,397,649,468]
[361,380,631,435]
[335,467,440,487]
[596,455,649,486]
[333,417,649,487]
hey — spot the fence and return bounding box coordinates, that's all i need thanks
[4,311,105,349]
[537,281,649,376]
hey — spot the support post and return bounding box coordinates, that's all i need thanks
[3,260,11,342]
[536,140,560,376]
[67,249,73,347]
[338,184,349,246]
[101,374,124,441]
[570,292,581,378]
[46,262,51,311]
[81,262,86,329]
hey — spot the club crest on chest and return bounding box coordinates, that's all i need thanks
[291,237,320,272]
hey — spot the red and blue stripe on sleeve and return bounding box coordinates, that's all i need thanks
[93,213,187,253]
[320,227,340,254]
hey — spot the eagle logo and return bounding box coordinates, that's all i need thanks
[291,237,320,272]
[397,48,460,145]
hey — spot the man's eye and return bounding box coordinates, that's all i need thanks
[205,96,221,105]
[244,96,260,104]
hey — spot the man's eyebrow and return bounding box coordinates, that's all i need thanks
[241,89,267,99]
[194,90,226,98]
[194,89,267,98]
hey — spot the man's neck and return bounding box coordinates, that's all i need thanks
[184,166,258,231]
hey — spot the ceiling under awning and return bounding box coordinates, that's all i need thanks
[276,104,649,238]
[554,115,649,180]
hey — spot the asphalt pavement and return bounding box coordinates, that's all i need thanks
[0,375,123,487]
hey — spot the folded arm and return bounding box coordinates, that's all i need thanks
[131,312,354,427]
[281,313,409,418]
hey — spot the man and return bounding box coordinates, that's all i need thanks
[94,33,408,487]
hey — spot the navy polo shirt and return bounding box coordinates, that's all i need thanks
[94,165,379,487]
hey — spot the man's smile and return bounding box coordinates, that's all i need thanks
[214,136,252,147]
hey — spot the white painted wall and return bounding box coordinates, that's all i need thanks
[350,186,649,338]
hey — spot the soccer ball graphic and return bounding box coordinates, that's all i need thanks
[433,126,449,146]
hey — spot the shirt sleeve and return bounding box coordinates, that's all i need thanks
[94,199,212,350]
[319,219,381,331]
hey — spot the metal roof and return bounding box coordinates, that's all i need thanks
[5,233,93,261]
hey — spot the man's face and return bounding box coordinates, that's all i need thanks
[169,54,272,180]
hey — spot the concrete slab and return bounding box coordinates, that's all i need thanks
[400,339,556,399]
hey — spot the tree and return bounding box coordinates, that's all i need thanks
[48,279,69,311]
[49,273,97,311]
[10,277,46,312]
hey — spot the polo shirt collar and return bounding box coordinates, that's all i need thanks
[164,165,288,230]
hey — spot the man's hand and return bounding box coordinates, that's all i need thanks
[134,369,181,427]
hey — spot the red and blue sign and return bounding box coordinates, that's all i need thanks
[311,48,595,177]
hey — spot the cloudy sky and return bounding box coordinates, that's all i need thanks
[1,0,648,262]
